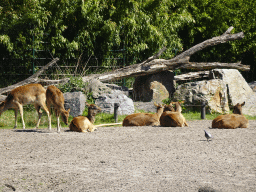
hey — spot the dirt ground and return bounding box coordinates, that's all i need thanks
[0,120,255,192]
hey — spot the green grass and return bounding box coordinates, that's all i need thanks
[0,108,73,129]
[0,108,255,130]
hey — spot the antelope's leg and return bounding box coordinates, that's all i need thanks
[14,108,18,129]
[34,104,42,129]
[16,103,25,129]
[41,103,51,130]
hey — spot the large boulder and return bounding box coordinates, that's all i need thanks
[88,79,112,99]
[133,71,175,103]
[174,69,256,115]
[133,101,158,113]
[242,92,256,116]
[95,90,134,115]
[173,79,229,113]
[64,92,87,117]
[209,69,254,105]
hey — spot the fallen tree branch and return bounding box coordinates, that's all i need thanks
[0,58,59,95]
[81,26,247,83]
[141,46,167,64]
[82,60,249,83]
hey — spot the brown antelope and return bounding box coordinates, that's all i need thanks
[0,83,51,129]
[212,102,248,129]
[69,102,101,132]
[160,101,188,127]
[122,103,164,126]
[46,85,70,133]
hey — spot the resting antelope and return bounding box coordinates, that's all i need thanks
[122,103,164,126]
[46,85,70,133]
[69,102,101,132]
[160,101,188,127]
[0,83,51,129]
[212,102,248,129]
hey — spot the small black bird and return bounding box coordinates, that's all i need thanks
[204,130,212,141]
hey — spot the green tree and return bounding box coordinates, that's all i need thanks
[179,0,256,80]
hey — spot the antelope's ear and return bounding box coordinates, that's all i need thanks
[241,101,245,106]
[67,108,71,112]
[179,101,185,104]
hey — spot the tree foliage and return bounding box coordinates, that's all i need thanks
[0,0,255,81]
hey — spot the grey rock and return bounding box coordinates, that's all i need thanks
[133,101,158,113]
[248,81,256,92]
[173,79,229,113]
[210,69,254,106]
[95,90,134,115]
[63,92,87,117]
[88,79,112,99]
[242,92,256,116]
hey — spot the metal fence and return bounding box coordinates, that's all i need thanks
[0,47,128,88]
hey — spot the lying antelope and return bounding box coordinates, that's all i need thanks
[160,101,188,127]
[0,83,51,129]
[46,85,70,133]
[122,103,164,126]
[69,102,101,132]
[212,102,248,129]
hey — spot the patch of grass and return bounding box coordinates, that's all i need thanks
[1,107,256,129]
[183,112,222,121]
[245,115,256,120]
[0,107,73,129]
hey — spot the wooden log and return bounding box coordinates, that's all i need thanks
[0,58,59,95]
[81,26,248,83]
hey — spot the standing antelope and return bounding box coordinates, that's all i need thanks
[0,83,51,129]
[122,103,164,126]
[160,101,188,127]
[212,102,248,129]
[46,85,70,133]
[69,102,101,132]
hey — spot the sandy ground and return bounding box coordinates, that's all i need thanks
[0,120,255,192]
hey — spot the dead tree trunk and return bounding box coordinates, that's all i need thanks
[82,26,248,83]
[0,58,60,95]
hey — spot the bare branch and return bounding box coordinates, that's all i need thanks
[0,58,59,95]
[141,46,167,64]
